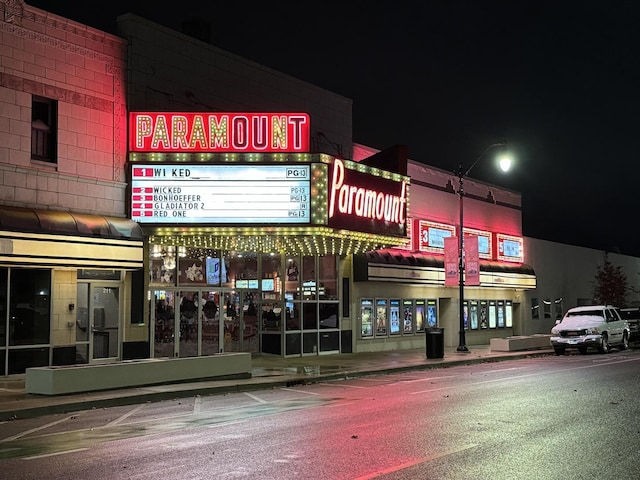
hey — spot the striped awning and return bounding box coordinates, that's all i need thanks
[0,206,143,269]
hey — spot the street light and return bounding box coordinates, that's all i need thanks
[455,142,511,353]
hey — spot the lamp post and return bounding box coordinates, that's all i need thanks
[455,142,511,353]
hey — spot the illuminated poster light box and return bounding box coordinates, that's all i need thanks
[462,227,493,259]
[418,220,456,254]
[496,233,524,262]
[129,112,310,153]
[130,164,311,224]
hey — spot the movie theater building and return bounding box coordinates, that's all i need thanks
[130,111,537,359]
[129,112,411,358]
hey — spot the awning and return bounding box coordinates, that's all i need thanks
[354,250,536,289]
[0,206,144,269]
[145,226,407,256]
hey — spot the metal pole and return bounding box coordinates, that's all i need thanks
[457,167,468,352]
[454,142,507,353]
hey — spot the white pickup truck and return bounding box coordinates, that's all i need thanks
[550,305,630,355]
[619,307,640,341]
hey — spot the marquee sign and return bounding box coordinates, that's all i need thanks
[129,164,311,224]
[129,112,310,153]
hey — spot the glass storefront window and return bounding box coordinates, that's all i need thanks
[178,290,199,357]
[302,302,317,330]
[9,268,51,346]
[301,256,316,301]
[149,244,177,286]
[319,303,338,329]
[318,255,337,300]
[285,301,301,330]
[226,252,258,289]
[285,255,301,301]
[154,290,176,358]
[261,252,281,302]
[0,268,7,347]
[178,255,206,287]
[146,247,341,357]
[262,301,281,331]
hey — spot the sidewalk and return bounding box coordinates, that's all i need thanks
[0,345,553,421]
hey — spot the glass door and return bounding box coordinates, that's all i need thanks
[241,290,259,354]
[221,290,259,353]
[153,290,176,358]
[79,283,120,362]
[201,290,221,355]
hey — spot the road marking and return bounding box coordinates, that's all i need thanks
[244,392,269,403]
[206,419,248,429]
[106,404,146,427]
[410,356,640,394]
[353,444,478,479]
[1,413,85,442]
[22,448,89,460]
[319,382,368,389]
[193,396,202,413]
[400,374,457,384]
[475,367,521,373]
[281,387,321,395]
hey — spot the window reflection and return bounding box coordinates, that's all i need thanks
[9,268,51,346]
[318,256,337,300]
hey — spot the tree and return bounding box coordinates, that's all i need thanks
[593,253,627,307]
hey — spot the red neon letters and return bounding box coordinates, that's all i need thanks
[130,113,310,153]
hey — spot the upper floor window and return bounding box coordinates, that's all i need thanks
[31,96,57,163]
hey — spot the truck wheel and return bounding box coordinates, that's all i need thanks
[597,333,609,354]
[620,332,629,351]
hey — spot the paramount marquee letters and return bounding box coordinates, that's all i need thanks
[130,112,310,153]
[329,159,407,225]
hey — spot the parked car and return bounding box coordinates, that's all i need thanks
[550,305,630,355]
[619,307,640,341]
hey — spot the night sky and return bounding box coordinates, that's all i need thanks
[26,1,640,256]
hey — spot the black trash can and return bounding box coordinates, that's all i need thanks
[425,327,444,359]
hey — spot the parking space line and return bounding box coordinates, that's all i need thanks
[22,448,89,460]
[353,444,478,479]
[281,388,321,395]
[193,396,202,413]
[319,382,368,389]
[106,404,146,427]
[243,392,269,403]
[400,375,457,384]
[1,413,85,442]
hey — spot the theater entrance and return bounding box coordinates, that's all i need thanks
[151,288,259,358]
